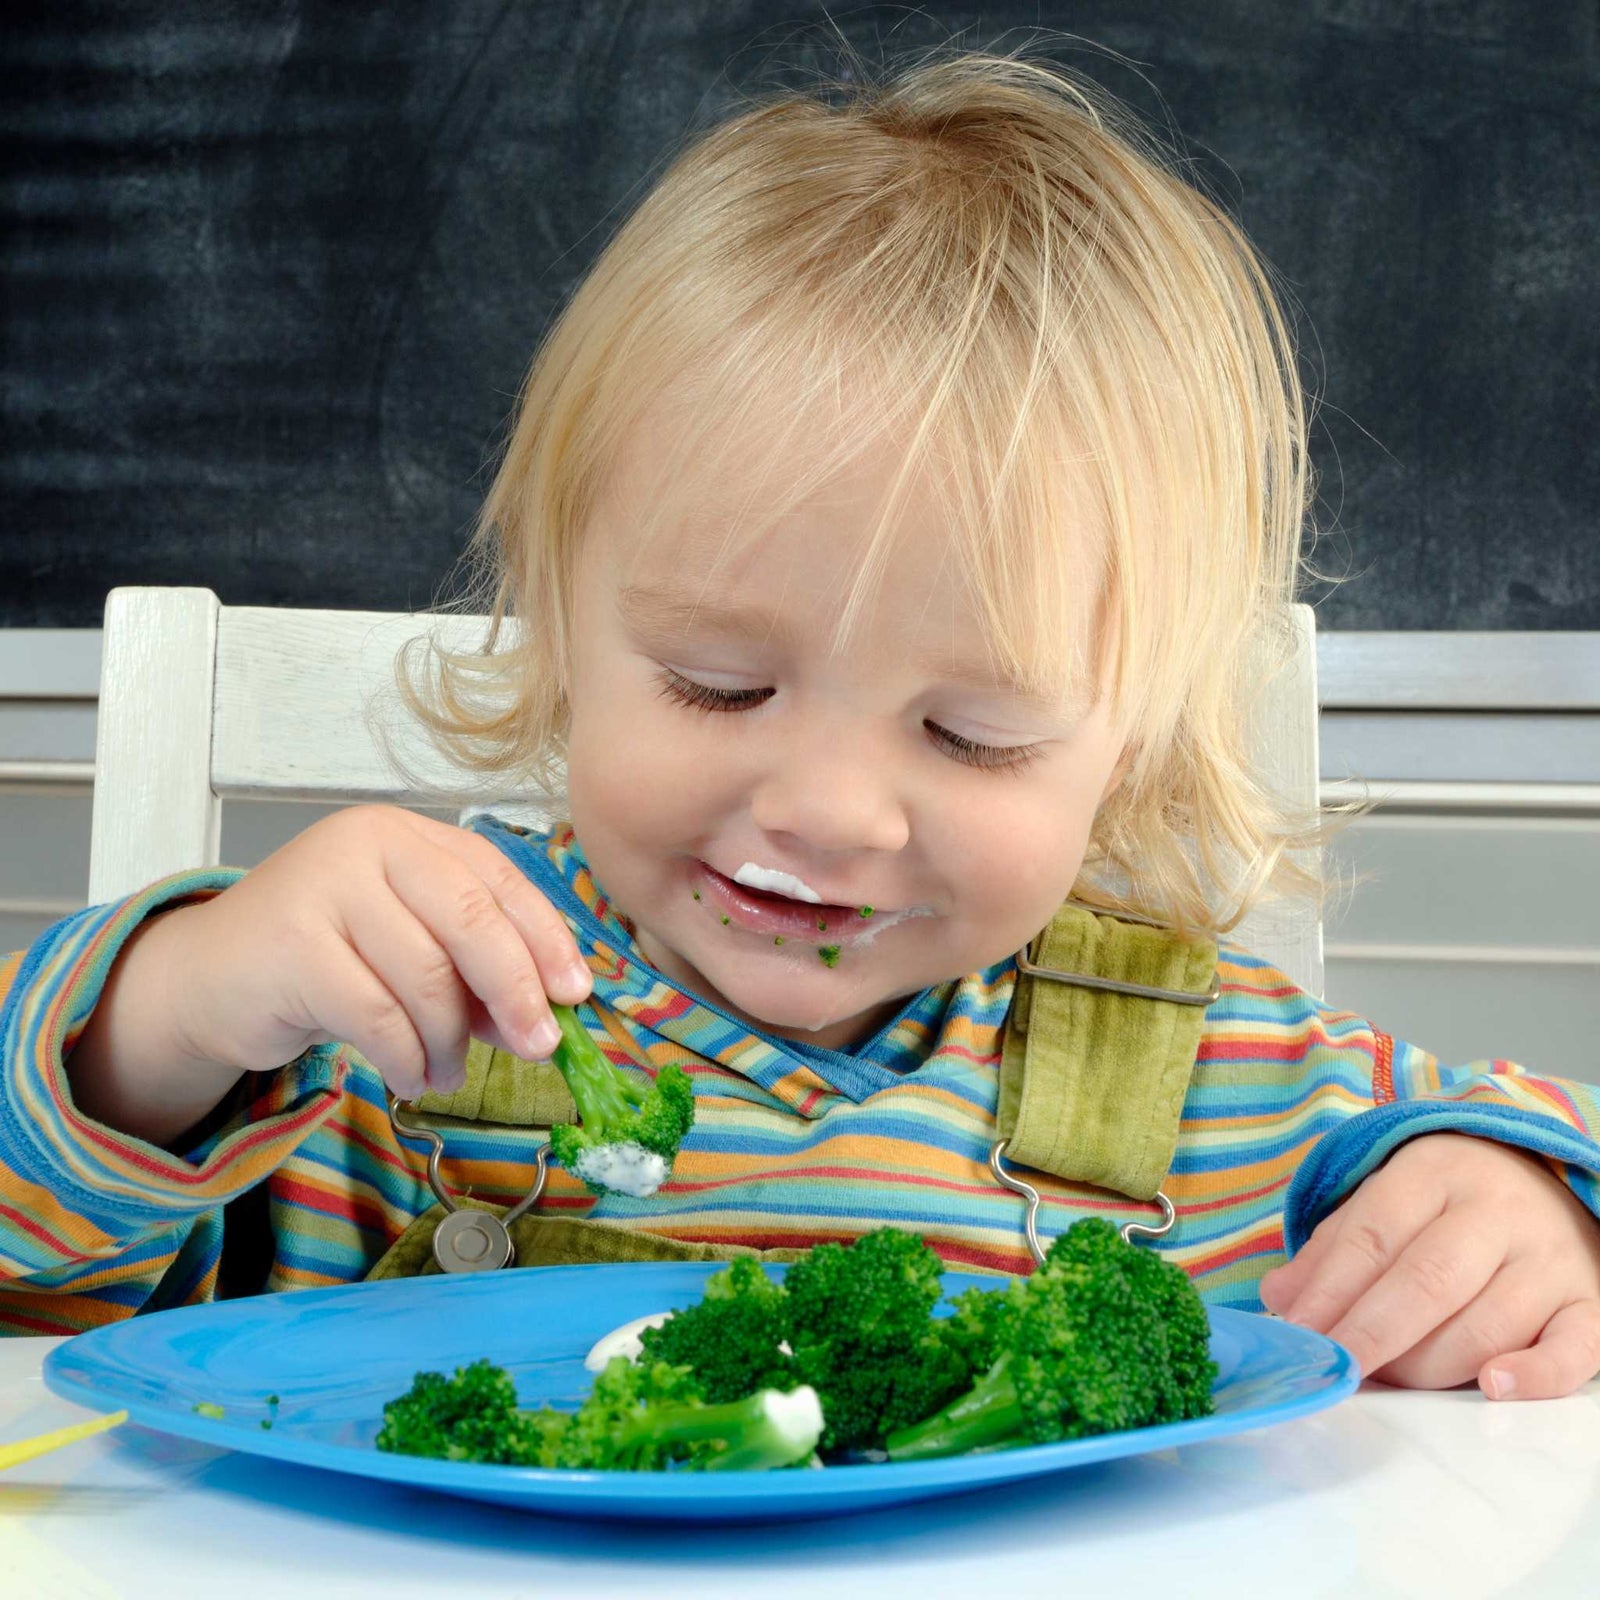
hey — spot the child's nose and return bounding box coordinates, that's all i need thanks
[745,724,911,856]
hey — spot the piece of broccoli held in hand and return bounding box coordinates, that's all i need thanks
[883,1219,1217,1461]
[375,1359,568,1465]
[783,1226,974,1454]
[558,1356,823,1472]
[637,1257,798,1404]
[544,1003,694,1198]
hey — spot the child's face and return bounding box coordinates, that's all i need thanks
[563,397,1127,1052]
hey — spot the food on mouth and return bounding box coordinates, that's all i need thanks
[733,863,825,903]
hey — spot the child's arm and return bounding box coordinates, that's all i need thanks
[63,904,254,1148]
[1261,1131,1600,1400]
[1254,1009,1600,1400]
[0,873,347,1334]
[63,806,589,1144]
[0,806,591,1334]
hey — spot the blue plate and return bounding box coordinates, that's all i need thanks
[44,1263,1357,1522]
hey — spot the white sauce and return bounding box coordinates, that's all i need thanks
[583,1311,676,1371]
[573,1141,670,1198]
[733,862,824,903]
[835,903,937,950]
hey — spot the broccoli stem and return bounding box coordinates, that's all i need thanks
[882,1354,1022,1461]
[618,1387,823,1471]
[549,1004,637,1125]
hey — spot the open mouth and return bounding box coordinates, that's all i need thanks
[695,861,867,942]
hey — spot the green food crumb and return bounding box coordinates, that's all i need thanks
[266,1394,280,1408]
[773,936,785,945]
[817,945,841,968]
[719,914,731,925]
[260,1419,274,1431]
[858,906,874,918]
[816,915,827,931]
[692,890,701,901]
[193,1402,226,1420]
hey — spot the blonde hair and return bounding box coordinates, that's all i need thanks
[402,42,1329,937]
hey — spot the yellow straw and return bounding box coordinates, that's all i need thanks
[0,1409,128,1470]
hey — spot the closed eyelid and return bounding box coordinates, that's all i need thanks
[651,658,1072,742]
[619,582,1082,717]
[650,665,1045,775]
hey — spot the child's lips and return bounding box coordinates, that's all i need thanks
[695,861,875,941]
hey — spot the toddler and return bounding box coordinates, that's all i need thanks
[5,50,1598,1402]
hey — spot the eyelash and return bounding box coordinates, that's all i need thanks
[650,667,1044,775]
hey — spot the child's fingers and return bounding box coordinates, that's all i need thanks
[1259,1214,1341,1312]
[1479,1296,1600,1401]
[337,896,476,1094]
[368,836,569,1062]
[1317,1207,1504,1379]
[299,941,430,1100]
[1368,1260,1552,1390]
[395,815,593,1004]
[1274,1168,1448,1336]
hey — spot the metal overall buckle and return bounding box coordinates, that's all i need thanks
[387,1093,548,1273]
[992,902,1219,1266]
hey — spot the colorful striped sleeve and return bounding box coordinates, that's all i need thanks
[0,871,348,1336]
[1282,1024,1600,1254]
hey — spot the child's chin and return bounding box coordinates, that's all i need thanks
[710,955,869,1032]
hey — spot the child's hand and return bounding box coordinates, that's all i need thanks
[1259,1132,1600,1399]
[164,806,593,1100]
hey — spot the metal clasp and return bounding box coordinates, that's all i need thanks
[387,1094,548,1273]
[989,1138,1176,1267]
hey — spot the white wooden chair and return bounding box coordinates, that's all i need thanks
[87,587,1325,996]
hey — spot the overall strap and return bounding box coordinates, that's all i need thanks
[997,902,1219,1202]
[413,1038,576,1126]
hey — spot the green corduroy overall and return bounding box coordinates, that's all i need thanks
[366,901,1218,1280]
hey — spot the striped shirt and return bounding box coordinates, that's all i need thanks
[2,815,1597,1336]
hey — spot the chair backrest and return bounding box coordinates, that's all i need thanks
[89,586,1324,996]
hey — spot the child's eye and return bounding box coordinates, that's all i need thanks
[652,667,773,716]
[650,667,1043,775]
[932,726,1043,775]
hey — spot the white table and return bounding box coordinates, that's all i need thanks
[3,1335,1599,1600]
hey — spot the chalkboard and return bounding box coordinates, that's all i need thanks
[4,4,1597,628]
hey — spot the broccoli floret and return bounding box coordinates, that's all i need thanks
[932,1281,1021,1377]
[642,1237,982,1450]
[375,1359,567,1465]
[1044,1217,1217,1423]
[883,1220,1217,1461]
[557,1357,822,1472]
[637,1257,797,1404]
[544,1003,695,1197]
[783,1227,971,1453]
[375,1355,821,1472]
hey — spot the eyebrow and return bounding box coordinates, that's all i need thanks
[617,582,1075,708]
